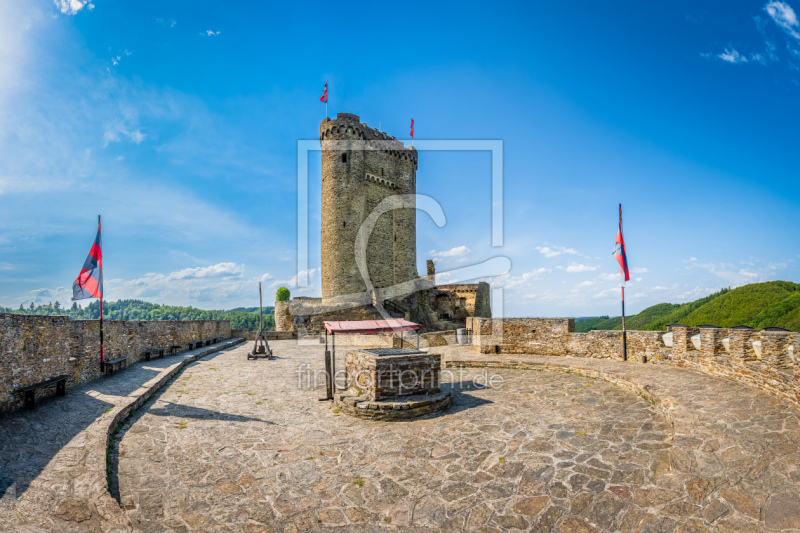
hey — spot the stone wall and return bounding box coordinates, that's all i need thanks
[0,314,230,411]
[469,317,575,355]
[274,300,293,332]
[468,317,800,409]
[344,350,441,400]
[437,282,491,318]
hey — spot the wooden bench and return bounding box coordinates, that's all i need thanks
[143,349,165,361]
[167,345,182,356]
[16,375,69,410]
[187,341,203,350]
[104,357,128,375]
[203,338,212,346]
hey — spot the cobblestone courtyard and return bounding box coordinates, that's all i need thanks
[2,339,800,532]
[113,341,800,532]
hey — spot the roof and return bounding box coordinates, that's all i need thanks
[323,319,421,335]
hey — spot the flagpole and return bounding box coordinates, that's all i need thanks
[619,203,627,362]
[99,215,105,372]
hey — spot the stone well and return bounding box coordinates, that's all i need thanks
[334,348,450,420]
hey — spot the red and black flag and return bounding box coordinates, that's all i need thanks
[613,204,630,282]
[73,217,103,300]
[320,80,328,103]
[410,118,414,139]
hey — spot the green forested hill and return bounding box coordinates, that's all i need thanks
[574,281,800,332]
[0,299,275,331]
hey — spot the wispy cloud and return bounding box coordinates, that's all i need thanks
[169,262,245,280]
[565,263,596,273]
[704,48,766,65]
[428,245,471,261]
[765,1,800,39]
[535,244,579,258]
[54,0,94,15]
[202,30,221,37]
[156,18,177,28]
[490,267,550,290]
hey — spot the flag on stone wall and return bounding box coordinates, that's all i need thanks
[72,218,103,300]
[613,204,630,282]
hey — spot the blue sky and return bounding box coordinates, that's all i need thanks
[1,0,799,317]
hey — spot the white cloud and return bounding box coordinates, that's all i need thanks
[719,48,750,64]
[202,30,221,37]
[271,269,317,290]
[565,263,597,273]
[102,264,274,307]
[429,245,470,260]
[630,267,648,274]
[169,262,244,280]
[765,1,800,39]
[535,245,579,258]
[103,126,147,147]
[738,268,759,278]
[597,272,620,281]
[490,267,550,290]
[54,0,94,15]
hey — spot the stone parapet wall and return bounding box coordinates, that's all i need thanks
[0,314,230,411]
[469,317,574,355]
[468,317,800,409]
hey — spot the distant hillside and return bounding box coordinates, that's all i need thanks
[0,299,275,331]
[574,281,800,332]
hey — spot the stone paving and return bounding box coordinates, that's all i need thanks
[0,339,244,532]
[113,342,800,532]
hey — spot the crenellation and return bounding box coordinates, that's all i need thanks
[467,318,800,409]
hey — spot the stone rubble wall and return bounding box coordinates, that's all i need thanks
[0,313,230,411]
[344,350,441,400]
[435,282,491,318]
[467,317,800,409]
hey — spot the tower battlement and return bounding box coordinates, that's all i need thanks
[320,113,417,166]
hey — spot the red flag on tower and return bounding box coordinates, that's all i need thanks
[410,118,414,139]
[320,80,328,103]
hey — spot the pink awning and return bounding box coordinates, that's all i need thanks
[324,319,421,335]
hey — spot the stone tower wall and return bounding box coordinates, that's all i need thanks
[320,113,418,302]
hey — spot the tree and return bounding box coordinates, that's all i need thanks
[276,287,291,302]
[19,303,23,310]
[29,301,35,310]
[54,301,61,311]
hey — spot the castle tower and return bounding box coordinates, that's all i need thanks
[319,113,419,302]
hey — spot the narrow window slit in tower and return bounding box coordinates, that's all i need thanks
[342,153,347,163]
